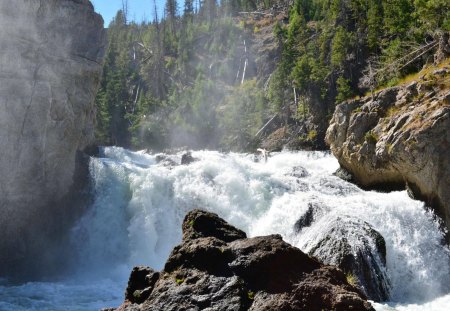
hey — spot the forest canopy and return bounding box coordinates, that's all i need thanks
[95,0,450,151]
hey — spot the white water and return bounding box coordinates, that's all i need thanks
[1,147,449,310]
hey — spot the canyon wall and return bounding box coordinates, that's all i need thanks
[0,0,105,277]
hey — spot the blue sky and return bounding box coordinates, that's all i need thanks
[90,0,167,26]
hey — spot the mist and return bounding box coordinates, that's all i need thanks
[94,1,283,153]
[0,0,105,279]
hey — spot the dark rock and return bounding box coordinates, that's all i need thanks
[155,154,177,167]
[307,216,390,302]
[140,271,252,311]
[111,210,375,311]
[182,209,247,242]
[289,166,309,178]
[164,237,232,276]
[317,178,359,196]
[125,266,160,304]
[293,202,328,233]
[333,167,355,183]
[288,266,373,311]
[294,205,315,232]
[229,234,321,292]
[181,151,197,165]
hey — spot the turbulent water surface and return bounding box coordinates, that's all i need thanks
[1,147,449,310]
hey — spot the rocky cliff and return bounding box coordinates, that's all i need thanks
[0,0,105,277]
[106,210,374,311]
[326,64,450,241]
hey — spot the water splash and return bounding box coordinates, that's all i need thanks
[1,147,449,310]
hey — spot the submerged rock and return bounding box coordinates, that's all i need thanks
[155,154,178,167]
[306,216,390,302]
[181,151,197,165]
[108,210,375,311]
[294,202,328,232]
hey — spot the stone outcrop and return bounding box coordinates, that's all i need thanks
[326,67,450,240]
[0,0,105,277]
[294,204,390,301]
[307,216,390,302]
[108,210,374,311]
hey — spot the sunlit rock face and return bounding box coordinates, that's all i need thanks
[0,0,105,277]
[326,74,450,242]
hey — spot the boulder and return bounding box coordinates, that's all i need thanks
[108,210,375,311]
[0,0,106,277]
[181,151,197,165]
[326,74,450,241]
[306,216,390,302]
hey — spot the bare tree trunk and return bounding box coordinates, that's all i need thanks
[241,40,248,85]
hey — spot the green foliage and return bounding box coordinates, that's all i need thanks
[383,0,415,36]
[335,76,354,103]
[307,129,317,141]
[95,0,449,152]
[331,26,353,68]
[346,272,358,287]
[219,80,266,150]
[367,0,383,50]
[365,131,379,144]
[413,0,450,31]
[247,291,255,300]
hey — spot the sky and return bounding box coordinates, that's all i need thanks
[90,0,167,26]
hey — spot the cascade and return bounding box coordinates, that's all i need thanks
[0,147,449,310]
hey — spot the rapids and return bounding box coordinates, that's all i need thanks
[0,147,449,310]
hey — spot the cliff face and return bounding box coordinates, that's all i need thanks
[0,0,105,277]
[326,66,450,240]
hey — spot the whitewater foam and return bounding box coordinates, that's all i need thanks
[1,147,448,310]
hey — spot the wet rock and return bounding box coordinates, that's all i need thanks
[181,151,197,165]
[307,216,390,302]
[155,154,177,167]
[110,210,375,311]
[294,202,328,233]
[316,178,359,196]
[333,167,355,183]
[289,166,309,178]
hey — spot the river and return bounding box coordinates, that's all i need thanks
[1,147,449,310]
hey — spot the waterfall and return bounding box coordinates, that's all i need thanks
[0,147,449,310]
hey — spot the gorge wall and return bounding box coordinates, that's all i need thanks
[0,0,105,277]
[326,66,450,241]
